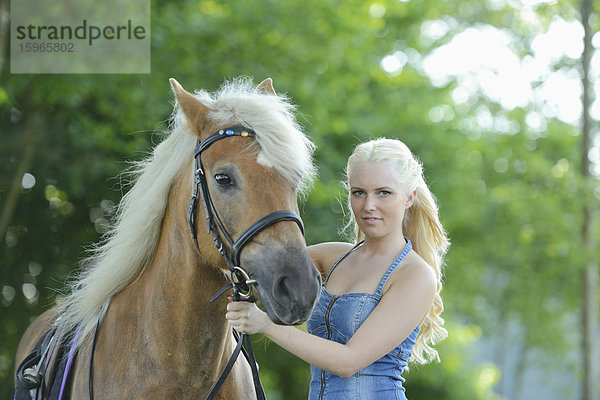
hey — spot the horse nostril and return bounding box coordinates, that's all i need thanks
[273,276,293,304]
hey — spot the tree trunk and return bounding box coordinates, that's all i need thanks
[579,0,598,399]
[512,334,529,400]
[494,306,509,397]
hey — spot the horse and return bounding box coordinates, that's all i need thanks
[14,77,322,399]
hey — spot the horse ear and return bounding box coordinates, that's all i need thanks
[257,78,276,96]
[169,78,210,136]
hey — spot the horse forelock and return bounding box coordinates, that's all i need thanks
[55,77,316,349]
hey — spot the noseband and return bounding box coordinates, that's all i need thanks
[189,125,304,400]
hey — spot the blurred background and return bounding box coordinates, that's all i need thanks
[1,0,599,399]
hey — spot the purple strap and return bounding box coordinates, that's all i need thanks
[58,324,82,400]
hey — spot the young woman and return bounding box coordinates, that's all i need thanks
[226,138,449,399]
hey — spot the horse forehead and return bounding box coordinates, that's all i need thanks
[205,138,279,179]
[206,138,255,162]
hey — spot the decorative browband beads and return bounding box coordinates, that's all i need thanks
[218,127,255,137]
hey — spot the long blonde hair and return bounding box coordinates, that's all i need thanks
[343,138,449,364]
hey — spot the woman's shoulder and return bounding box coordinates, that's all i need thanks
[308,242,355,276]
[386,249,436,296]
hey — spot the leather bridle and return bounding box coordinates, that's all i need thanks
[189,124,305,400]
[189,125,304,297]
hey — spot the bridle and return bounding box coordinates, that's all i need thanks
[189,124,305,400]
[189,124,305,297]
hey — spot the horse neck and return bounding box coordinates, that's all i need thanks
[122,173,232,360]
[148,207,230,338]
[84,179,240,396]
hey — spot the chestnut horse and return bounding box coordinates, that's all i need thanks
[14,77,321,399]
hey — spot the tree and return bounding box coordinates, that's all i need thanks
[579,0,598,398]
[2,0,598,398]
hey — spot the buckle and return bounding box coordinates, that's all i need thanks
[230,266,257,300]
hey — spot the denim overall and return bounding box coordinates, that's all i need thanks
[306,239,419,400]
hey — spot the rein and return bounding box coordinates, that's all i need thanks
[189,125,305,400]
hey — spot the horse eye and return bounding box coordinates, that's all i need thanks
[214,173,232,186]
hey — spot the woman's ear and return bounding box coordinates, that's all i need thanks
[406,190,417,208]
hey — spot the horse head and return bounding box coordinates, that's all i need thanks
[170,78,321,325]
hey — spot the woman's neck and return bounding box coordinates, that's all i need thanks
[360,231,407,259]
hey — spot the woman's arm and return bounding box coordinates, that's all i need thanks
[226,255,436,378]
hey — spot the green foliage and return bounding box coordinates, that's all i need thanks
[1,0,597,398]
[405,324,503,400]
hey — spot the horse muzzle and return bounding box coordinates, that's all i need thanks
[243,244,321,325]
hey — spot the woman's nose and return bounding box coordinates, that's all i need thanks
[364,195,376,210]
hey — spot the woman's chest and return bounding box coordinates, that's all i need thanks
[325,258,391,295]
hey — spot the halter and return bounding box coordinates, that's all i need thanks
[189,124,305,400]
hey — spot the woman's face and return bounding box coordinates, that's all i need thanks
[349,161,413,241]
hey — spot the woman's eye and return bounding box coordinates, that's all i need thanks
[351,190,364,196]
[214,174,232,186]
[378,190,391,196]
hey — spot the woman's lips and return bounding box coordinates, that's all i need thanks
[362,216,381,224]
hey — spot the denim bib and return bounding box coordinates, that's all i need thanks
[306,239,419,400]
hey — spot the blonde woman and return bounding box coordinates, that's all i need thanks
[226,138,449,399]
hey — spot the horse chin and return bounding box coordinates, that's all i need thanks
[255,287,314,326]
[264,304,305,326]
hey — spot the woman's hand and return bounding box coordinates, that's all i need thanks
[226,299,272,335]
